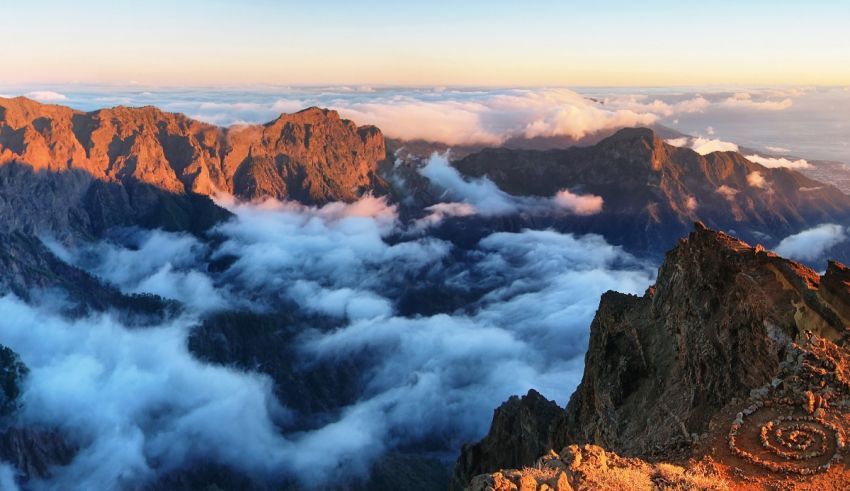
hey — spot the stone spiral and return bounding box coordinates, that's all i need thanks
[728,401,845,475]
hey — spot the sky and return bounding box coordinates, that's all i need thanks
[2,0,850,86]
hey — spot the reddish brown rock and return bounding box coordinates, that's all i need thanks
[0,97,387,205]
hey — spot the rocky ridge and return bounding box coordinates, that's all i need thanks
[452,128,850,259]
[457,223,850,490]
[0,97,387,204]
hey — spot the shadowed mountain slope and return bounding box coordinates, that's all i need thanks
[452,128,850,258]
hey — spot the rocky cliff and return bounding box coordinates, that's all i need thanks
[0,96,387,205]
[456,223,850,489]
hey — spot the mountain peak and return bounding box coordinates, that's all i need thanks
[460,224,850,488]
[0,99,387,204]
[273,106,342,123]
[598,126,659,146]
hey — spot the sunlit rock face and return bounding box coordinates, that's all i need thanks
[0,97,387,204]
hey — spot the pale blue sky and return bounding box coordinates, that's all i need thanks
[1,1,849,85]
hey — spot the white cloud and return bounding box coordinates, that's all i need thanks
[413,202,478,230]
[598,94,710,117]
[685,196,698,211]
[419,154,519,215]
[766,145,791,153]
[774,224,848,261]
[24,91,68,102]
[691,137,739,155]
[288,280,393,320]
[716,185,739,200]
[0,296,294,489]
[720,92,793,111]
[336,89,664,145]
[166,88,718,146]
[665,137,690,147]
[418,153,603,217]
[18,194,655,488]
[45,230,229,314]
[552,190,604,215]
[189,99,307,126]
[747,171,767,188]
[745,154,812,169]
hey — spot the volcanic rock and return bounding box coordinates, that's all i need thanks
[457,223,850,489]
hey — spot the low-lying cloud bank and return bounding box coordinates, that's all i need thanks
[338,89,660,145]
[3,86,803,148]
[774,224,849,261]
[416,153,603,225]
[1,297,292,489]
[1,195,655,489]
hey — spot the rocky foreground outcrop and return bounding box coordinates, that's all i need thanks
[0,96,387,205]
[456,223,850,490]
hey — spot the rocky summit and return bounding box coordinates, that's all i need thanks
[456,223,850,490]
[453,128,850,258]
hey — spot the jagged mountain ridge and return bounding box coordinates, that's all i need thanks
[455,223,850,490]
[3,96,849,262]
[452,128,850,258]
[0,96,387,204]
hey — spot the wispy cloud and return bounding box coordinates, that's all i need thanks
[338,89,661,145]
[774,224,848,261]
[746,171,767,188]
[716,185,739,200]
[418,153,604,220]
[721,92,793,111]
[665,136,739,155]
[552,189,604,215]
[24,90,68,102]
[11,194,654,488]
[745,154,812,169]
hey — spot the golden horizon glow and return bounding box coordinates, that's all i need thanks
[2,1,850,87]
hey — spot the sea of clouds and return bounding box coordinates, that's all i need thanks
[0,83,847,488]
[1,165,656,489]
[3,85,847,163]
[5,203,847,489]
